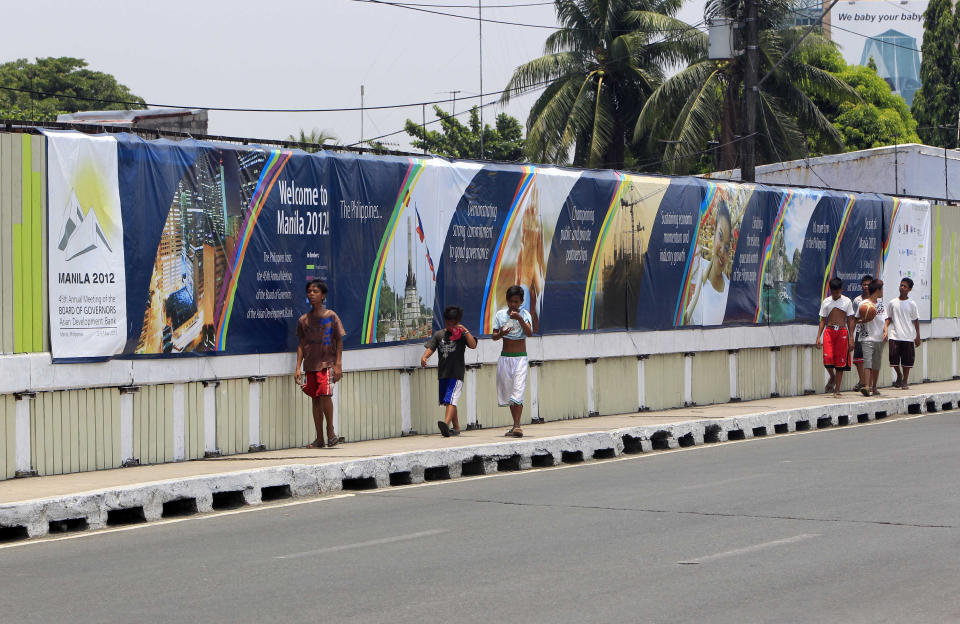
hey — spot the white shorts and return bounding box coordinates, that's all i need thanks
[497,354,528,407]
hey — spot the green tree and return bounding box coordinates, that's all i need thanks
[404,106,525,161]
[0,57,145,121]
[287,128,339,152]
[910,0,960,147]
[635,1,857,173]
[804,47,919,153]
[501,0,703,168]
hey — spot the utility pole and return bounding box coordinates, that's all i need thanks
[360,85,365,147]
[741,0,760,182]
[450,90,461,117]
[478,0,484,160]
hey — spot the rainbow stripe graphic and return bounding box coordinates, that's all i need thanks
[752,190,792,322]
[215,150,292,350]
[480,166,538,333]
[821,194,856,298]
[672,183,717,326]
[580,173,629,330]
[881,197,901,265]
[360,158,426,344]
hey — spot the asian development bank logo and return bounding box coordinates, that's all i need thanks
[57,190,112,261]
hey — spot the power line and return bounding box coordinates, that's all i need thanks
[0,81,531,114]
[353,0,708,33]
[386,1,554,7]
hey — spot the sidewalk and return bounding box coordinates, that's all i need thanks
[2,380,958,539]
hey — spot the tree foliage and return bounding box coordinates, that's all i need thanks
[0,57,145,121]
[803,47,919,153]
[501,0,703,168]
[636,0,858,174]
[404,106,525,161]
[910,0,960,147]
[287,128,339,152]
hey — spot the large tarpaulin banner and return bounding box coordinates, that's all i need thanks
[43,132,933,361]
[932,204,960,318]
[45,131,127,359]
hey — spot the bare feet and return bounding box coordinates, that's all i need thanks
[305,440,324,449]
[833,391,843,398]
[900,384,910,390]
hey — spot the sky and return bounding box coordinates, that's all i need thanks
[0,0,708,152]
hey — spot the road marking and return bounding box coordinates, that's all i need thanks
[275,529,448,560]
[0,494,355,551]
[677,533,820,565]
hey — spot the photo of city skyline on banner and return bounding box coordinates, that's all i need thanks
[47,132,937,361]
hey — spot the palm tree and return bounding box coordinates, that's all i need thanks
[501,0,705,169]
[635,0,858,173]
[287,128,338,152]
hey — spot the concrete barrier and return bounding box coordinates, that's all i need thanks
[2,389,958,541]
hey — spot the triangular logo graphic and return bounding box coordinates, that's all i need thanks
[57,191,112,261]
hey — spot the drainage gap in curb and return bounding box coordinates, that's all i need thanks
[342,477,379,490]
[48,518,89,534]
[561,450,584,463]
[0,525,29,543]
[875,410,887,419]
[461,457,485,476]
[703,425,721,444]
[107,507,146,526]
[162,497,198,518]
[727,429,745,441]
[531,453,554,467]
[943,401,954,411]
[795,420,811,431]
[424,466,451,481]
[622,434,644,453]
[926,401,937,413]
[677,433,695,448]
[752,426,767,437]
[816,416,833,429]
[774,423,788,434]
[651,431,673,450]
[389,472,412,486]
[837,415,850,426]
[212,490,247,510]
[497,455,522,472]
[857,413,870,423]
[593,448,617,459]
[261,485,292,502]
[907,403,922,415]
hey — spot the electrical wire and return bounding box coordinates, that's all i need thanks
[352,0,708,34]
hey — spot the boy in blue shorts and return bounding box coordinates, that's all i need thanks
[421,305,477,437]
[492,285,533,437]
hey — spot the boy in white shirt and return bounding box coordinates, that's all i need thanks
[885,277,921,389]
[815,278,855,398]
[492,285,533,437]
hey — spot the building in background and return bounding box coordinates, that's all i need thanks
[57,108,209,134]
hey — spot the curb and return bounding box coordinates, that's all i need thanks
[2,390,958,542]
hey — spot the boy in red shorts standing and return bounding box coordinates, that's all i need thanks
[295,279,345,448]
[815,277,855,398]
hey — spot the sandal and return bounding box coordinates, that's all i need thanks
[438,421,451,438]
[507,428,523,438]
[305,440,324,449]
[327,436,344,448]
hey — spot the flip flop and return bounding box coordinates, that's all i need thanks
[327,436,343,448]
[305,440,324,449]
[438,421,451,437]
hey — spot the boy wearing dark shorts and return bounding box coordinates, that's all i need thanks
[885,277,921,389]
[421,306,477,437]
[815,278,855,398]
[295,279,345,448]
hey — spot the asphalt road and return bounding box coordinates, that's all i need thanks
[2,412,959,624]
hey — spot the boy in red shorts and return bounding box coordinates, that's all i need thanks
[815,277,855,398]
[295,279,345,448]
